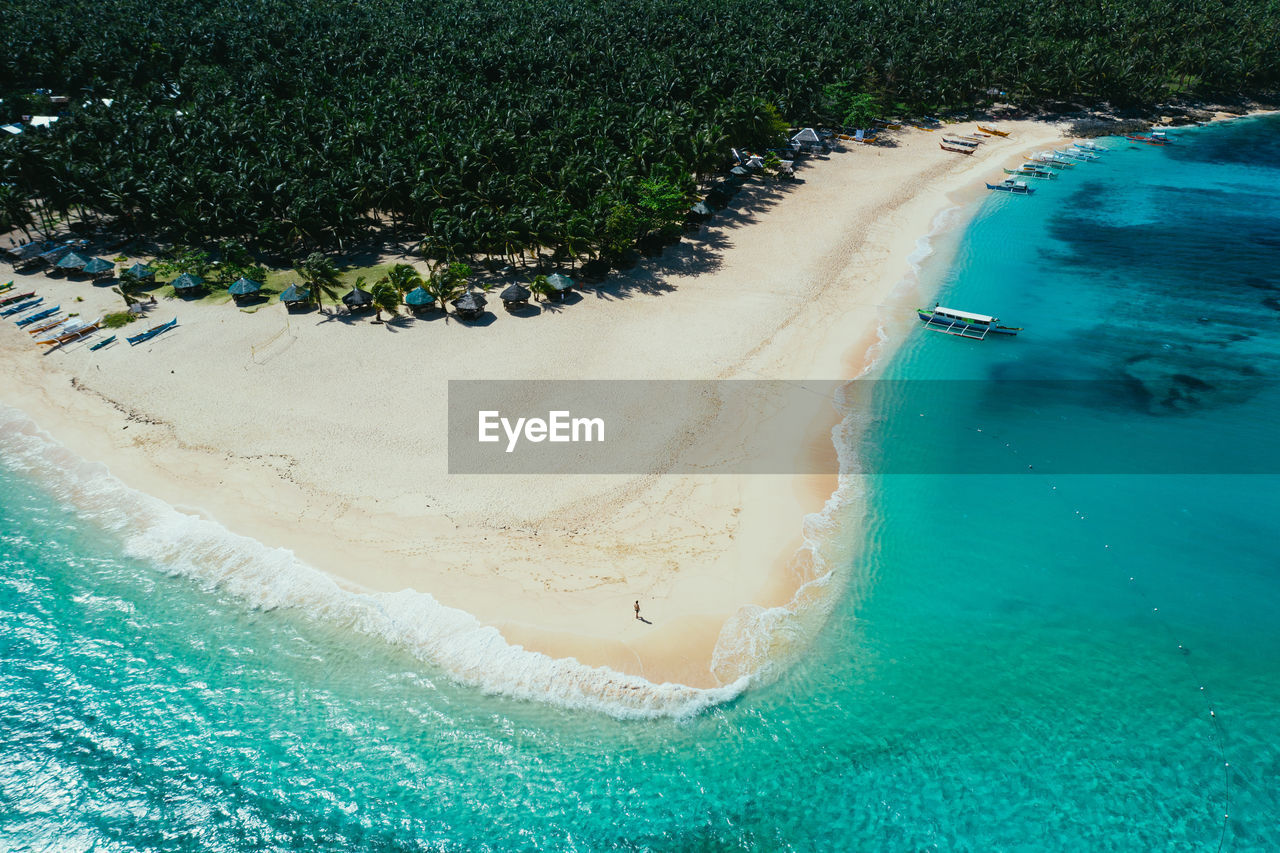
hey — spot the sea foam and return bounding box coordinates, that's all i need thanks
[0,403,864,719]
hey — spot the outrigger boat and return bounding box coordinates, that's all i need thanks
[89,335,116,351]
[1,297,43,317]
[1056,148,1098,162]
[986,178,1034,195]
[1004,165,1056,179]
[16,305,59,326]
[940,142,975,155]
[978,125,1010,137]
[35,318,98,346]
[917,305,1021,339]
[1125,133,1168,146]
[0,290,35,307]
[127,317,177,346]
[26,314,69,335]
[0,282,13,293]
[1026,152,1073,168]
[942,136,979,148]
[1072,140,1106,151]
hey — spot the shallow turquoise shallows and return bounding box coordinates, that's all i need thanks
[4,116,1280,851]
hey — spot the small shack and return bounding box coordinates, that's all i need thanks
[404,286,436,312]
[545,273,574,302]
[451,291,487,320]
[171,273,206,296]
[499,283,531,310]
[81,257,116,281]
[52,251,91,275]
[342,284,373,311]
[228,277,263,302]
[124,262,156,283]
[279,284,310,311]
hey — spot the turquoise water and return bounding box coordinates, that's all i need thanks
[4,117,1280,850]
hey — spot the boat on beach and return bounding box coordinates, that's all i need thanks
[89,335,116,351]
[127,317,178,346]
[26,314,69,335]
[942,137,979,148]
[34,318,99,346]
[0,290,35,307]
[978,125,1010,137]
[940,142,975,155]
[986,178,1034,194]
[1,297,43,317]
[917,305,1021,339]
[16,305,59,326]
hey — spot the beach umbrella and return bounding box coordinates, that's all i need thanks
[500,283,531,303]
[228,276,263,297]
[81,257,115,276]
[342,284,373,308]
[403,286,436,308]
[545,273,574,292]
[54,251,91,271]
[124,262,155,280]
[171,272,205,292]
[279,283,310,304]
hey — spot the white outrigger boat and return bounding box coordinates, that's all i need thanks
[985,177,1034,194]
[917,304,1021,339]
[1027,151,1074,168]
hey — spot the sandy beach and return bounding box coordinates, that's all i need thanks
[1,120,1068,690]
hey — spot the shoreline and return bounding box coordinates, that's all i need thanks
[1,119,1069,701]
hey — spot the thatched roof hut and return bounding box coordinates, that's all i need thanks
[171,273,205,294]
[228,277,263,298]
[124,262,156,281]
[279,284,310,310]
[404,286,436,309]
[342,285,373,310]
[81,257,115,279]
[500,283,531,308]
[451,291,487,319]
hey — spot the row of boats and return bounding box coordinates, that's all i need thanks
[920,128,1179,338]
[0,281,176,348]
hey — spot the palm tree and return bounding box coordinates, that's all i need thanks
[370,276,401,322]
[384,263,422,294]
[294,253,343,313]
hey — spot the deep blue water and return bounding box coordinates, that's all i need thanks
[3,116,1279,851]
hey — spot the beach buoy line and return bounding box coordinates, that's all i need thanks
[963,422,1235,851]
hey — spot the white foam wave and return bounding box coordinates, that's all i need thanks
[0,404,748,720]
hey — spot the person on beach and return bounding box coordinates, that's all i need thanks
[634,600,641,620]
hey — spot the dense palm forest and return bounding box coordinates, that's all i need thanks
[1,0,1277,262]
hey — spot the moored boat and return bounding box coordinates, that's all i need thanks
[978,125,1010,137]
[1125,134,1167,146]
[127,317,178,346]
[1027,152,1073,168]
[940,142,975,155]
[1056,148,1098,161]
[986,178,1034,195]
[917,305,1021,339]
[1004,166,1056,179]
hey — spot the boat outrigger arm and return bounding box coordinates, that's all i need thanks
[918,305,1022,339]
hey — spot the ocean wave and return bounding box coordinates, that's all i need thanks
[0,404,751,720]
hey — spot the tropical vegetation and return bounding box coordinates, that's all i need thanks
[1,0,1277,265]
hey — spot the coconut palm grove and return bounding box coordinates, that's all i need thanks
[2,0,1278,260]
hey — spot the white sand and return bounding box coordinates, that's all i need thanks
[1,121,1068,688]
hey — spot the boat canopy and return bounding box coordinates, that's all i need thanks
[934,306,996,323]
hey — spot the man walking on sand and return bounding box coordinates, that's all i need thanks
[634,600,641,620]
